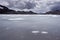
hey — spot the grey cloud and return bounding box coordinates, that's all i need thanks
[13,1,36,9]
[0,0,60,13]
[24,2,36,9]
[6,0,36,9]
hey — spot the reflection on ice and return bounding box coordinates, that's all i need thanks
[2,17,7,19]
[56,37,59,40]
[21,36,24,38]
[32,31,40,34]
[6,27,9,30]
[8,18,24,21]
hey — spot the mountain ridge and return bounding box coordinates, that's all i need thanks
[0,5,60,15]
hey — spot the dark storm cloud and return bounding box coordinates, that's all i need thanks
[51,2,60,11]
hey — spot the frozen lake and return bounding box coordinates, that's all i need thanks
[0,14,60,40]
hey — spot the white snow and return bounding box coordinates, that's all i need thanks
[32,31,40,34]
[8,18,24,21]
[0,15,58,17]
[41,31,48,34]
[51,15,58,17]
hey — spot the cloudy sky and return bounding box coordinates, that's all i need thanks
[0,0,60,13]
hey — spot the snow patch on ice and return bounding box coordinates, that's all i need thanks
[41,31,48,34]
[8,18,24,21]
[51,15,58,17]
[32,31,40,34]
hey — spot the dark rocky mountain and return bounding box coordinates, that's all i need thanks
[0,5,37,14]
[45,10,60,15]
